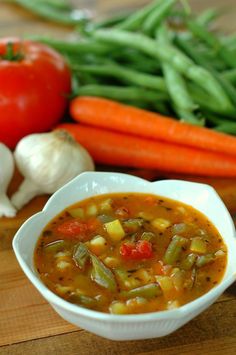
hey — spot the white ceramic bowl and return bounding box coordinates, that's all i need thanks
[12,172,236,341]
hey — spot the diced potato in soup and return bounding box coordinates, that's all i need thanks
[34,193,227,314]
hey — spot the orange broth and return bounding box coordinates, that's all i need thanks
[34,193,227,314]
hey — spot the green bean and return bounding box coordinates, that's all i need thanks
[69,77,78,100]
[122,218,144,233]
[164,235,188,265]
[199,50,228,71]
[114,269,129,285]
[69,293,97,308]
[73,243,89,269]
[76,84,169,103]
[30,36,110,55]
[94,29,234,114]
[111,50,162,73]
[79,13,132,36]
[14,0,90,25]
[196,254,215,267]
[197,7,221,27]
[143,0,177,35]
[189,81,236,118]
[188,84,230,117]
[93,13,130,29]
[78,72,99,85]
[121,60,161,75]
[214,121,236,134]
[175,36,236,108]
[181,253,198,270]
[117,0,161,31]
[39,0,71,11]
[151,101,172,116]
[204,112,236,133]
[188,67,235,114]
[187,19,236,69]
[204,113,223,125]
[90,254,117,292]
[210,71,236,107]
[175,36,212,69]
[94,29,190,71]
[125,101,151,110]
[75,65,101,85]
[44,240,66,253]
[158,26,201,125]
[174,107,204,125]
[221,34,236,50]
[74,63,167,92]
[120,283,162,299]
[221,68,236,84]
[187,20,219,49]
[161,63,202,124]
[14,0,72,11]
[141,232,156,241]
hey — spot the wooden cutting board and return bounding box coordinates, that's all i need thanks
[1,168,236,347]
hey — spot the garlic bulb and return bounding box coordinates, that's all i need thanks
[0,143,17,217]
[11,130,95,209]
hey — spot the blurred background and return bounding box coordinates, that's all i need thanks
[1,0,235,39]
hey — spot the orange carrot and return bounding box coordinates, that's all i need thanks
[57,123,236,177]
[70,96,236,157]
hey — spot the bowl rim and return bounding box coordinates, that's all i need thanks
[12,171,236,323]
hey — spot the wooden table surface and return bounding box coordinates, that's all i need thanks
[1,1,236,354]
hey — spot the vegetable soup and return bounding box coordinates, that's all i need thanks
[34,193,227,314]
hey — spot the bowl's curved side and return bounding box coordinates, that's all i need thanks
[43,171,149,212]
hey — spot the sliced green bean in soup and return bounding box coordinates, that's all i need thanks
[34,193,227,314]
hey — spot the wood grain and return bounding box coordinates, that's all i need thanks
[1,299,236,354]
[0,250,77,346]
[0,0,236,353]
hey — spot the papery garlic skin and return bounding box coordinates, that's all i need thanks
[0,143,17,217]
[11,130,95,209]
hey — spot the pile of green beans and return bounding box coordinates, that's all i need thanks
[7,0,91,25]
[25,0,236,132]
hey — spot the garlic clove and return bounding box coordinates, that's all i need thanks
[0,143,17,217]
[11,130,95,209]
[11,178,42,210]
[0,194,17,217]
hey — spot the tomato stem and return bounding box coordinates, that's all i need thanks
[0,42,24,61]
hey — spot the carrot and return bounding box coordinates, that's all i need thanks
[70,96,236,157]
[57,123,236,177]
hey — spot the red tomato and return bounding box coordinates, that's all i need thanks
[120,240,153,260]
[57,220,88,239]
[0,38,71,148]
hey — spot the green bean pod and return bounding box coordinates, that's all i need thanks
[31,36,110,55]
[143,0,177,35]
[164,235,188,265]
[187,19,236,69]
[76,84,169,103]
[94,29,234,114]
[14,0,90,25]
[117,0,161,31]
[90,254,117,292]
[74,63,167,92]
[120,283,162,299]
[158,26,200,124]
[196,254,215,267]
